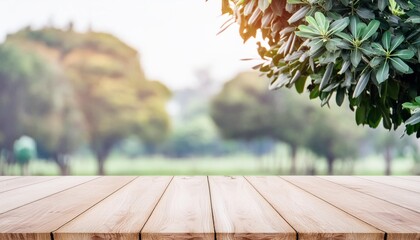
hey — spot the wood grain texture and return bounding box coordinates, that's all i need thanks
[359,176,420,193]
[0,176,135,240]
[322,176,420,213]
[141,176,214,240]
[397,176,420,182]
[0,176,20,182]
[247,176,383,240]
[209,176,295,240]
[0,176,58,193]
[283,176,420,239]
[54,176,172,240]
[0,176,97,214]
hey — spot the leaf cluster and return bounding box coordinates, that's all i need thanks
[222,0,420,136]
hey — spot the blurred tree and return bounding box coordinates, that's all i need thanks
[368,128,417,175]
[2,27,171,175]
[211,72,364,174]
[211,72,306,173]
[304,107,364,175]
[0,41,85,175]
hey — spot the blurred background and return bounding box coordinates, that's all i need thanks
[0,0,419,176]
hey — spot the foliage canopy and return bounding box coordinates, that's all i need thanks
[211,72,363,174]
[222,0,420,136]
[0,27,171,174]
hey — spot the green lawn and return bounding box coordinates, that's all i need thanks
[2,150,417,176]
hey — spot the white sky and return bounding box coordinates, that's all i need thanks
[0,0,260,89]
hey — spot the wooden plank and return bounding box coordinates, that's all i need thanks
[322,176,420,213]
[0,176,20,182]
[397,176,420,182]
[0,176,97,214]
[247,176,383,240]
[282,176,420,239]
[0,176,59,193]
[142,176,214,240]
[0,176,135,240]
[359,176,420,193]
[54,176,172,240]
[209,176,295,240]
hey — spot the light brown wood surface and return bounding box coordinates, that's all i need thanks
[0,176,20,182]
[398,176,420,182]
[141,176,214,240]
[0,176,135,240]
[54,176,172,240]
[283,176,420,239]
[0,176,97,214]
[209,176,295,240]
[247,176,383,240]
[322,176,420,213]
[359,176,420,193]
[0,176,58,193]
[1,176,420,240]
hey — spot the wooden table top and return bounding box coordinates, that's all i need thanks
[0,176,420,240]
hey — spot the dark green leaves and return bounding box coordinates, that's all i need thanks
[382,31,391,50]
[353,71,371,98]
[361,20,380,41]
[225,0,420,137]
[390,57,411,73]
[320,63,334,90]
[393,49,415,59]
[376,60,389,83]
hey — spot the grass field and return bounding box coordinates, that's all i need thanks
[1,148,418,176]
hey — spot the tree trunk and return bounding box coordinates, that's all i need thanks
[20,164,29,176]
[97,152,107,175]
[327,155,335,175]
[385,146,392,176]
[289,145,298,175]
[54,154,70,176]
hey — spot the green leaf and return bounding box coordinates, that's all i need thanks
[381,107,392,130]
[353,71,371,98]
[390,35,405,52]
[356,8,375,19]
[335,32,353,42]
[295,76,307,93]
[338,60,351,74]
[306,16,319,30]
[370,57,384,68]
[350,16,358,38]
[390,57,410,73]
[350,49,362,67]
[309,86,320,99]
[361,20,380,42]
[320,63,334,90]
[355,105,367,125]
[392,49,415,59]
[258,0,271,12]
[402,102,420,110]
[371,42,386,55]
[376,61,389,83]
[415,96,420,104]
[288,6,310,24]
[382,31,391,50]
[406,112,420,126]
[336,88,345,106]
[329,17,349,35]
[308,39,324,55]
[378,0,388,11]
[315,12,329,33]
[368,107,382,128]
